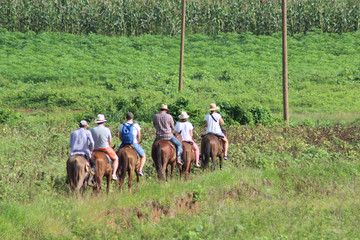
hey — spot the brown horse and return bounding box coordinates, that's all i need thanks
[151,134,182,181]
[92,151,113,194]
[66,155,90,196]
[201,134,224,171]
[117,145,140,194]
[180,141,196,180]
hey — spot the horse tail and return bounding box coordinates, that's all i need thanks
[154,143,163,180]
[202,140,211,169]
[67,157,79,192]
[119,151,128,181]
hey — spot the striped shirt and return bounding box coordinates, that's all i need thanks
[153,111,174,140]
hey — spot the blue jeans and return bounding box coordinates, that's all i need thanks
[117,143,145,157]
[170,135,183,155]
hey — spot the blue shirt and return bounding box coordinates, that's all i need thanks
[69,128,94,157]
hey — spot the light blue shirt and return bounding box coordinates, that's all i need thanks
[69,128,94,158]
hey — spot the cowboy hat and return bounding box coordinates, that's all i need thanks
[160,104,169,110]
[94,114,107,123]
[208,103,220,111]
[178,111,190,119]
[80,120,89,126]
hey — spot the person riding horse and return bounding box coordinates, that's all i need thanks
[153,104,183,165]
[175,111,201,168]
[117,112,147,176]
[90,114,119,181]
[204,103,229,160]
[69,120,96,185]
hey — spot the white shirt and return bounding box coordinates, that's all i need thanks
[118,121,141,144]
[175,121,194,141]
[204,113,222,134]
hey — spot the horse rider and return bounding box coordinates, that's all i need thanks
[204,103,229,160]
[69,120,96,184]
[153,104,183,165]
[117,112,147,176]
[175,111,201,168]
[90,114,119,180]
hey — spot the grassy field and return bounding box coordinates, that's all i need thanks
[1,28,360,239]
[1,28,360,125]
[1,112,360,239]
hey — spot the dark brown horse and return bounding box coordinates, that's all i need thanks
[92,151,113,194]
[180,141,196,180]
[117,145,140,194]
[201,134,224,171]
[66,155,90,196]
[152,134,182,181]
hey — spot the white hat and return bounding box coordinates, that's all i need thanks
[94,114,107,123]
[178,111,190,119]
[208,103,220,111]
[80,120,89,126]
[160,104,169,110]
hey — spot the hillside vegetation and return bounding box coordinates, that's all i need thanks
[1,29,360,125]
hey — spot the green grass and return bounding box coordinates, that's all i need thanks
[1,29,360,238]
[1,111,360,238]
[1,29,360,125]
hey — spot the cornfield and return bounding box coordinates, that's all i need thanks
[0,0,359,36]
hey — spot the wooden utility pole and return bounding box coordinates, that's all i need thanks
[282,0,289,125]
[179,0,186,91]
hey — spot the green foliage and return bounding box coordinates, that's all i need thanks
[219,102,278,125]
[192,184,206,202]
[0,0,359,36]
[1,113,360,238]
[0,108,22,125]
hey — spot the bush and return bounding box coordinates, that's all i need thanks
[218,102,277,126]
[0,108,22,125]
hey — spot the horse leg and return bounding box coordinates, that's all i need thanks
[106,175,110,195]
[211,153,217,171]
[118,175,125,193]
[128,168,134,194]
[220,155,223,170]
[170,162,176,179]
[162,159,168,181]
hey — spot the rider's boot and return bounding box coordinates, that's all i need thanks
[176,152,183,165]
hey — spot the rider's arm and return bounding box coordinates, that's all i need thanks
[137,130,141,142]
[219,118,225,125]
[190,129,193,138]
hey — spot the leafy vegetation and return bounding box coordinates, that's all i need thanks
[0,0,359,36]
[1,113,360,239]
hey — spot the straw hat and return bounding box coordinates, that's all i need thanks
[208,103,220,111]
[94,114,107,123]
[160,104,169,110]
[80,120,89,126]
[178,111,190,119]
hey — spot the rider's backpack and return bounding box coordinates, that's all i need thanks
[121,123,134,144]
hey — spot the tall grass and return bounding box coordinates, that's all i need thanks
[0,0,359,36]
